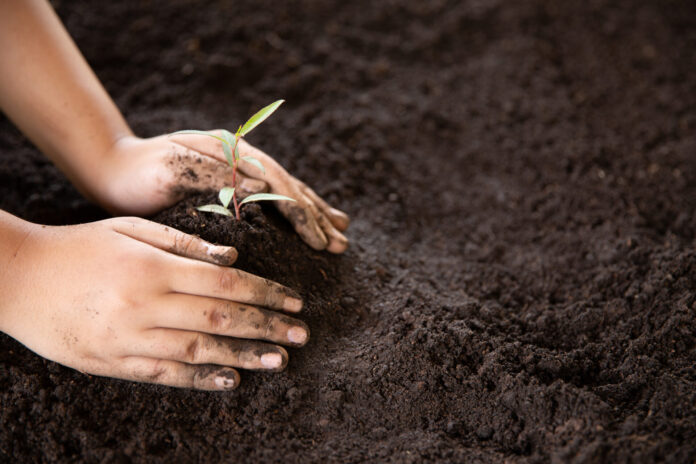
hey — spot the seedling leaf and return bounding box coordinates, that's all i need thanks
[241,156,265,174]
[240,193,296,205]
[171,130,226,144]
[220,130,236,167]
[239,100,284,137]
[172,130,233,167]
[218,187,235,208]
[197,204,232,216]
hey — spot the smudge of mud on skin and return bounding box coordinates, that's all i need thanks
[284,204,309,226]
[62,330,79,349]
[217,268,243,293]
[142,360,169,383]
[204,242,238,266]
[166,147,231,194]
[206,304,232,329]
[193,364,239,390]
[280,202,328,249]
[213,337,289,371]
[193,365,238,390]
[269,278,302,301]
[207,252,234,265]
[252,276,301,309]
[206,302,263,333]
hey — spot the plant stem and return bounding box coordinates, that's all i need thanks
[231,135,241,220]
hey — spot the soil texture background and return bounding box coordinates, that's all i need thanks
[1,0,695,462]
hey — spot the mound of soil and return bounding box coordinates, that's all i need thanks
[1,0,695,462]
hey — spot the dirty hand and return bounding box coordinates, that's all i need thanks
[0,215,310,391]
[99,134,350,253]
[0,1,346,252]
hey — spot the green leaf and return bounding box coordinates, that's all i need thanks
[219,130,236,167]
[240,193,296,205]
[239,100,284,137]
[218,187,235,208]
[172,130,234,167]
[196,204,232,216]
[171,130,226,144]
[234,143,240,161]
[241,156,265,174]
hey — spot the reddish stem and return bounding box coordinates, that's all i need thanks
[231,136,241,220]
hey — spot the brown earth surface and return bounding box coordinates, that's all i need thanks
[1,0,695,462]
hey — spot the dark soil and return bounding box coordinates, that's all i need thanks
[1,0,696,462]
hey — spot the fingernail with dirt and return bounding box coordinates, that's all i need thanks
[214,373,237,390]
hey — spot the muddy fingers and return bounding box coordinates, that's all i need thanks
[167,148,269,199]
[301,193,349,254]
[152,294,310,347]
[299,182,350,231]
[117,357,241,391]
[276,198,329,250]
[166,260,303,313]
[112,217,238,266]
[128,329,290,372]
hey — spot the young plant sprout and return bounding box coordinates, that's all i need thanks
[173,100,295,220]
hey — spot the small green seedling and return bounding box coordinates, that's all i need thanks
[173,100,295,220]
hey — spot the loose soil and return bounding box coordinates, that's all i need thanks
[1,0,695,462]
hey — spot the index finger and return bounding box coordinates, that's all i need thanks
[165,256,303,313]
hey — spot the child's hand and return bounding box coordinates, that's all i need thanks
[0,1,348,251]
[0,217,310,390]
[97,134,349,253]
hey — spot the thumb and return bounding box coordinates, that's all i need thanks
[236,177,269,199]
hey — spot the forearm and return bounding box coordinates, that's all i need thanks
[0,210,37,334]
[0,0,132,203]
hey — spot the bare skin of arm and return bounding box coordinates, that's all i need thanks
[0,0,348,389]
[0,0,349,252]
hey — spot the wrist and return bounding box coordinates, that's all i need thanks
[86,134,143,214]
[0,211,40,333]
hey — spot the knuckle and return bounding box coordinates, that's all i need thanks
[173,231,197,255]
[119,245,165,276]
[207,304,233,331]
[184,334,205,364]
[135,255,167,284]
[237,341,257,365]
[118,295,146,319]
[148,364,168,383]
[217,269,239,293]
[263,284,284,309]
[262,314,276,339]
[134,359,169,384]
